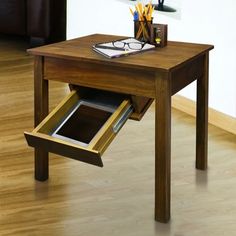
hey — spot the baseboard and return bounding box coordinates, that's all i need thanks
[172,95,236,135]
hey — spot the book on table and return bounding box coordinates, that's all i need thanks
[92,37,155,58]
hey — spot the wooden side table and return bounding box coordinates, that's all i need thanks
[25,34,213,223]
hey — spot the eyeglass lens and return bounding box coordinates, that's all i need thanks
[113,41,143,50]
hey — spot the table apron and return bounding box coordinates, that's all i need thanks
[44,57,156,98]
[171,55,205,95]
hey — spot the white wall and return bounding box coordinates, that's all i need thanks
[67,0,236,118]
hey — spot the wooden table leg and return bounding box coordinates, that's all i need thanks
[155,73,171,223]
[34,56,49,181]
[196,53,209,170]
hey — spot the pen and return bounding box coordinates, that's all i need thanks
[95,45,126,51]
[133,11,139,21]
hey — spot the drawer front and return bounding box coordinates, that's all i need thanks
[25,90,133,167]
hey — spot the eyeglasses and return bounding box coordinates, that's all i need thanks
[112,40,146,50]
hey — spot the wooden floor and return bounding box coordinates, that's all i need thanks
[0,36,236,236]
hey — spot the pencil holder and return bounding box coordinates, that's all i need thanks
[134,19,153,43]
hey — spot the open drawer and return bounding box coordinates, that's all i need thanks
[24,90,133,167]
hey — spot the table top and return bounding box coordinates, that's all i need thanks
[28,34,213,72]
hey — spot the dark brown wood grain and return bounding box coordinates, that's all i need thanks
[196,53,209,170]
[155,72,171,223]
[44,57,156,98]
[171,55,204,95]
[28,34,213,72]
[28,34,214,222]
[34,56,49,181]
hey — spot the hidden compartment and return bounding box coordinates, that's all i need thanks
[52,101,114,146]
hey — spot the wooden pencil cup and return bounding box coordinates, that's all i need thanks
[134,19,153,43]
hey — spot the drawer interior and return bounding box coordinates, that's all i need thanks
[52,101,114,146]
